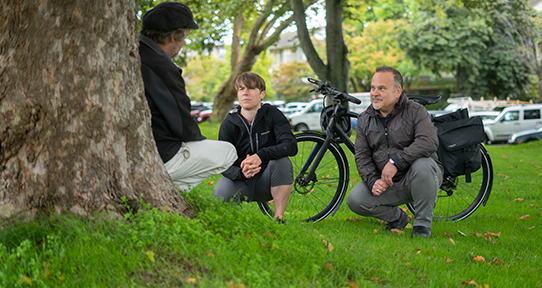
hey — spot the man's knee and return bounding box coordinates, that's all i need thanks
[410,158,441,179]
[347,183,371,215]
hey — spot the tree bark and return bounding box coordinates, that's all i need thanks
[0,0,194,220]
[292,0,350,96]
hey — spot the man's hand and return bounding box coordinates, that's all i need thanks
[371,179,389,196]
[381,162,398,187]
[240,154,262,178]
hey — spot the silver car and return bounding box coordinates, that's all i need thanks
[508,126,542,144]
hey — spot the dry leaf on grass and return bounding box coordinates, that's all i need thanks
[326,263,336,272]
[519,214,530,220]
[322,239,334,252]
[473,256,486,263]
[449,238,455,246]
[461,279,479,287]
[484,231,501,243]
[515,198,524,202]
[446,258,453,263]
[390,228,404,234]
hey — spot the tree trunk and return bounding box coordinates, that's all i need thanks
[210,0,295,122]
[0,0,194,220]
[325,0,349,93]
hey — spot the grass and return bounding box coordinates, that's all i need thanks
[1,122,541,287]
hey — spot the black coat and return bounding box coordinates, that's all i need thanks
[219,104,298,181]
[139,35,205,163]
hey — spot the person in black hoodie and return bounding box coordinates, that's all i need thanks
[139,2,237,191]
[213,72,298,220]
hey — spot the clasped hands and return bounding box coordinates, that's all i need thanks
[372,162,398,196]
[240,154,262,179]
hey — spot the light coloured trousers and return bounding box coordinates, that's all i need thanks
[347,158,443,228]
[164,139,237,191]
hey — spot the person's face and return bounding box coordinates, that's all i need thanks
[370,72,402,115]
[167,30,190,58]
[237,83,265,111]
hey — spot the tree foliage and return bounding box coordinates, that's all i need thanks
[398,0,533,99]
[271,61,315,102]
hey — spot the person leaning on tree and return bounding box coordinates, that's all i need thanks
[139,2,237,191]
[213,72,298,221]
[347,66,444,238]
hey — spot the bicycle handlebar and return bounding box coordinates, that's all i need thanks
[308,78,362,105]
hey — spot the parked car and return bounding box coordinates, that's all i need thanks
[469,111,500,121]
[483,104,542,143]
[282,102,308,116]
[197,105,213,123]
[288,93,371,132]
[508,126,542,144]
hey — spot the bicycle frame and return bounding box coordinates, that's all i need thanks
[295,102,357,214]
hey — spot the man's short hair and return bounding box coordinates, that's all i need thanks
[141,2,197,44]
[375,66,403,91]
[235,72,266,92]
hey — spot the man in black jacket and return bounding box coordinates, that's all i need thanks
[213,72,297,220]
[139,2,236,191]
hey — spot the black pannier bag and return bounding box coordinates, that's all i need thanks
[432,108,485,182]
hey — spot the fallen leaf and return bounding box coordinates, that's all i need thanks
[462,279,479,287]
[501,155,508,158]
[238,284,246,288]
[492,257,504,265]
[23,276,32,286]
[266,231,273,237]
[227,282,235,288]
[497,173,509,179]
[207,181,214,185]
[322,239,334,252]
[528,226,535,230]
[446,258,453,263]
[186,278,197,284]
[373,229,378,234]
[390,228,405,234]
[515,198,524,202]
[449,238,455,246]
[471,232,482,238]
[473,256,486,263]
[370,277,378,281]
[346,217,363,222]
[351,178,359,182]
[349,282,359,288]
[444,232,453,237]
[146,250,156,263]
[519,214,530,220]
[207,252,214,258]
[58,275,65,281]
[458,230,467,236]
[405,262,411,266]
[326,263,336,271]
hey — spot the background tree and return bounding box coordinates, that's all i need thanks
[291,0,350,94]
[210,0,311,122]
[271,61,316,102]
[398,0,532,99]
[0,0,193,220]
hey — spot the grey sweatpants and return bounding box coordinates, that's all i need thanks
[347,158,443,228]
[213,157,293,203]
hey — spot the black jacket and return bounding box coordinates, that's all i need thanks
[219,104,298,181]
[139,35,205,163]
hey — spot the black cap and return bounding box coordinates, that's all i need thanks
[142,2,199,32]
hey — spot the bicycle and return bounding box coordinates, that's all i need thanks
[259,78,494,222]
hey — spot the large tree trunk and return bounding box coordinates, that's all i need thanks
[292,0,349,97]
[0,0,194,220]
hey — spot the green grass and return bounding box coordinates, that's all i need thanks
[1,123,541,287]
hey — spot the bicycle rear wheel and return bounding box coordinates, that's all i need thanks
[407,144,493,221]
[259,132,349,222]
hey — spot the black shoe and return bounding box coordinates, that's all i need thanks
[411,226,432,238]
[385,210,409,231]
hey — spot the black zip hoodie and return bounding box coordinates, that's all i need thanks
[219,104,298,181]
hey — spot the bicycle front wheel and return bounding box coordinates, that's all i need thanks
[259,132,349,222]
[407,144,494,221]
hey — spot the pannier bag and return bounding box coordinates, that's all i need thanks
[432,108,485,182]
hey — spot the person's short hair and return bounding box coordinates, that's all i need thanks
[141,2,197,44]
[375,66,403,91]
[235,72,266,92]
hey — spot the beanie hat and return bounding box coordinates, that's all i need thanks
[142,2,199,32]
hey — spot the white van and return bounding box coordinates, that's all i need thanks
[483,104,542,143]
[288,92,370,132]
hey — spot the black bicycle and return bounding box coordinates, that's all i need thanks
[259,78,494,222]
